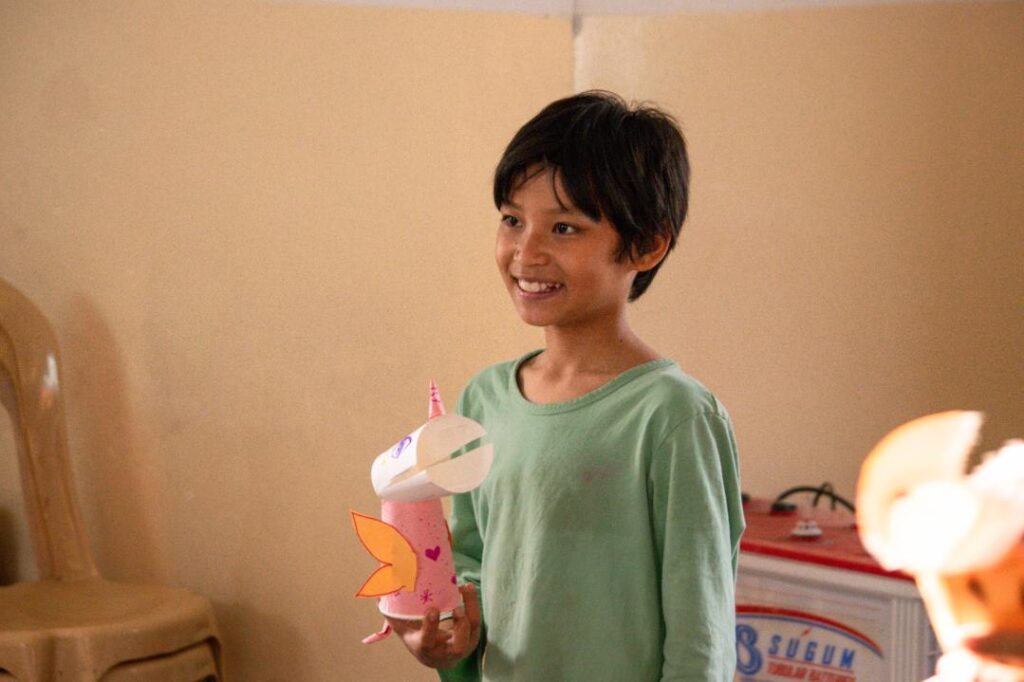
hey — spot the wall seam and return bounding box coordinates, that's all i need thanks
[572,0,582,92]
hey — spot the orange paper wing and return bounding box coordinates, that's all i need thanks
[351,511,418,597]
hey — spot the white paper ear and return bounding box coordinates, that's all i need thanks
[370,414,493,502]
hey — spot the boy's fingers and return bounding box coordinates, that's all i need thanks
[460,583,482,637]
[389,598,477,668]
[420,608,441,646]
[448,604,471,654]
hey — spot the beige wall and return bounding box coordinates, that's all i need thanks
[0,2,569,679]
[2,0,1022,679]
[577,0,1024,502]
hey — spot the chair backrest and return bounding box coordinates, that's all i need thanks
[0,278,97,581]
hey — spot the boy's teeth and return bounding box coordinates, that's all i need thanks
[517,279,561,293]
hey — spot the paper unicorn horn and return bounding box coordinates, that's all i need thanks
[351,381,493,644]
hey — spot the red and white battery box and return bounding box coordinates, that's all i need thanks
[735,498,940,682]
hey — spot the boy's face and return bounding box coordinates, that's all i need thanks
[495,165,638,331]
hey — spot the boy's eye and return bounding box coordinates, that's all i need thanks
[553,223,577,235]
[500,214,520,228]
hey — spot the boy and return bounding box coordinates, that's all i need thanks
[389,91,745,681]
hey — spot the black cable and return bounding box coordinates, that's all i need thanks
[773,482,855,512]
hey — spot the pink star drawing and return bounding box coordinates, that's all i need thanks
[420,589,433,604]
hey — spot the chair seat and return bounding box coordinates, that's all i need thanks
[101,640,218,682]
[0,641,217,682]
[0,579,220,682]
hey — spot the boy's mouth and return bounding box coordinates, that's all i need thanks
[514,278,563,295]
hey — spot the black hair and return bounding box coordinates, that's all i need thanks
[493,90,690,301]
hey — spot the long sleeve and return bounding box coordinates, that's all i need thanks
[449,490,484,591]
[438,394,488,682]
[435,354,739,681]
[648,412,745,681]
[436,490,486,682]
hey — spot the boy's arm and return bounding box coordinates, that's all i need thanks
[438,386,488,681]
[437,490,486,681]
[649,412,745,682]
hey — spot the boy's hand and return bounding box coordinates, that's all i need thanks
[387,583,481,669]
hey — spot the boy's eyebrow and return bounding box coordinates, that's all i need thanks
[500,200,586,217]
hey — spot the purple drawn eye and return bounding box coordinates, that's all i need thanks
[391,436,413,459]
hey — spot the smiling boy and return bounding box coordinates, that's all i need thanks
[390,91,745,681]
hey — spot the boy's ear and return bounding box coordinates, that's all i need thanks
[632,233,671,273]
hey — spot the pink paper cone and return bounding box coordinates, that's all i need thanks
[374,381,459,619]
[377,497,460,618]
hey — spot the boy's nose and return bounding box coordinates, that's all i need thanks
[514,228,549,265]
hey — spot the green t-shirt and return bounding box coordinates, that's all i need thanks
[441,351,745,681]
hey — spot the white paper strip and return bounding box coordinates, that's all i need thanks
[370,414,492,502]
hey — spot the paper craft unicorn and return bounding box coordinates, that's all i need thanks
[351,382,493,643]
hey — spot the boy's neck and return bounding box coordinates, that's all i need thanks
[536,314,661,377]
[517,318,662,405]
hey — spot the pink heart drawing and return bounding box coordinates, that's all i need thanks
[425,546,441,561]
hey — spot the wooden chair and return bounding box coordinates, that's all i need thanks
[0,278,223,681]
